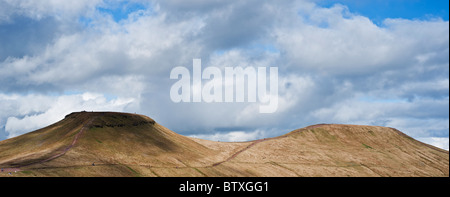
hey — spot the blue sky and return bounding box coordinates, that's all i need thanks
[317,0,449,23]
[97,1,149,22]
[0,0,449,150]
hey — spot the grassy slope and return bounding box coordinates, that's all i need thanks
[224,124,449,177]
[0,112,448,177]
[0,113,89,167]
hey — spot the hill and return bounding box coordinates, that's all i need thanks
[0,111,448,177]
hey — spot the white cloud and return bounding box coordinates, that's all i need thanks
[0,7,204,90]
[274,4,449,75]
[189,129,266,142]
[0,0,102,22]
[417,137,449,151]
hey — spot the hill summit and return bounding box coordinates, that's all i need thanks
[0,111,448,177]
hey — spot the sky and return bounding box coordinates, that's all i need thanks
[0,0,448,150]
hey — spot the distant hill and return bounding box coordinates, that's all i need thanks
[0,111,448,177]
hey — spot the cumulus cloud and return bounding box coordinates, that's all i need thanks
[0,0,448,149]
[189,129,267,142]
[275,5,449,76]
[0,0,101,21]
[417,137,449,151]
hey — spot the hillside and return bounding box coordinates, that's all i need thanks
[0,111,448,177]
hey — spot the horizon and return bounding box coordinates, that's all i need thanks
[0,0,448,150]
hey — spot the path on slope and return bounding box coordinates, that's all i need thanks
[211,138,268,167]
[1,116,97,173]
[31,117,97,165]
[210,124,328,167]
